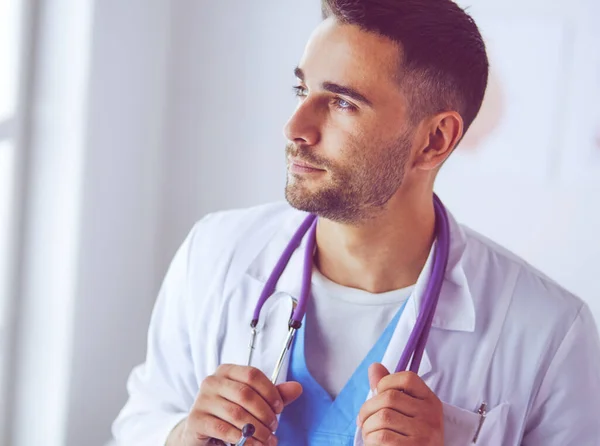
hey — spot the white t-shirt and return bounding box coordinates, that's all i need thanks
[304,267,414,398]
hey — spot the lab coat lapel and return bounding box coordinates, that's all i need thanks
[246,210,310,300]
[408,208,475,334]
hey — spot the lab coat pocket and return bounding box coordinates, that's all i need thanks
[443,401,510,446]
[469,402,510,445]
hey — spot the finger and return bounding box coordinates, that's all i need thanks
[276,382,303,406]
[358,389,418,426]
[216,365,284,414]
[361,407,415,438]
[368,363,390,392]
[212,376,279,434]
[187,412,268,446]
[376,371,431,400]
[210,397,277,444]
[363,428,409,446]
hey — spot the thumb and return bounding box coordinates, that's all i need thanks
[368,363,390,394]
[276,381,303,407]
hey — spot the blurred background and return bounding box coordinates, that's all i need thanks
[0,0,599,445]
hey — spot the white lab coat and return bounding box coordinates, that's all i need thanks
[112,201,600,446]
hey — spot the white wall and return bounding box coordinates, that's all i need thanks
[63,1,171,445]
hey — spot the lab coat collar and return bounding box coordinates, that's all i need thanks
[245,204,475,334]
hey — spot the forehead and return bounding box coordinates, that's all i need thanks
[298,18,402,99]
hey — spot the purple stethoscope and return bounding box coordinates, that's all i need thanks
[219,195,450,445]
[246,194,450,383]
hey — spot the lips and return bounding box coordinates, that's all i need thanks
[291,159,324,170]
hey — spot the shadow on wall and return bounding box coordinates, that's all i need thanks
[459,70,505,151]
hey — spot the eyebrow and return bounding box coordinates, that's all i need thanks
[294,66,374,107]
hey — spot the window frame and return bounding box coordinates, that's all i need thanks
[0,0,38,442]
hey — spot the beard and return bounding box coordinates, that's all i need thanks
[285,130,412,224]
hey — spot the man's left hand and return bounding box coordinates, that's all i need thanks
[357,363,444,446]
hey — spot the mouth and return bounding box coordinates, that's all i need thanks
[290,159,325,170]
[289,159,326,175]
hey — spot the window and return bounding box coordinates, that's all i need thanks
[0,0,25,411]
[0,140,15,326]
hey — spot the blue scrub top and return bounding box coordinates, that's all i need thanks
[277,300,408,445]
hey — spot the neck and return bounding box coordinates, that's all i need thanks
[314,192,436,294]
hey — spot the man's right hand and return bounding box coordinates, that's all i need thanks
[167,364,303,446]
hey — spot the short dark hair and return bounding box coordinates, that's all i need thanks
[321,0,489,132]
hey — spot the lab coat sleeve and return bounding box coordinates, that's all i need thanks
[522,302,600,445]
[111,220,204,446]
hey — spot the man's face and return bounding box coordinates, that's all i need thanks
[284,18,417,224]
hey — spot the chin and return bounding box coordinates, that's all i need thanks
[285,186,317,212]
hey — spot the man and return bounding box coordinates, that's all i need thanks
[112,1,600,445]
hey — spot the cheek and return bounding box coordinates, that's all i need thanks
[328,136,364,168]
[318,125,356,162]
[320,120,394,170]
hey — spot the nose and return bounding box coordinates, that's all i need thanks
[283,100,321,146]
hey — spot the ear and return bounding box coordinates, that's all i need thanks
[413,111,463,171]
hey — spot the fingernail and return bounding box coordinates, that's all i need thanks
[356,415,360,426]
[267,434,277,446]
[274,400,283,413]
[270,418,279,431]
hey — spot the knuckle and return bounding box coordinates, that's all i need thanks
[237,383,256,405]
[199,375,217,393]
[212,419,231,438]
[405,371,419,386]
[188,405,204,421]
[215,363,233,376]
[372,429,394,444]
[215,364,227,375]
[226,403,246,422]
[194,415,225,441]
[382,390,397,405]
[245,366,262,382]
[378,408,396,425]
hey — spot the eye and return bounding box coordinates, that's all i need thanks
[292,85,308,98]
[333,97,357,112]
